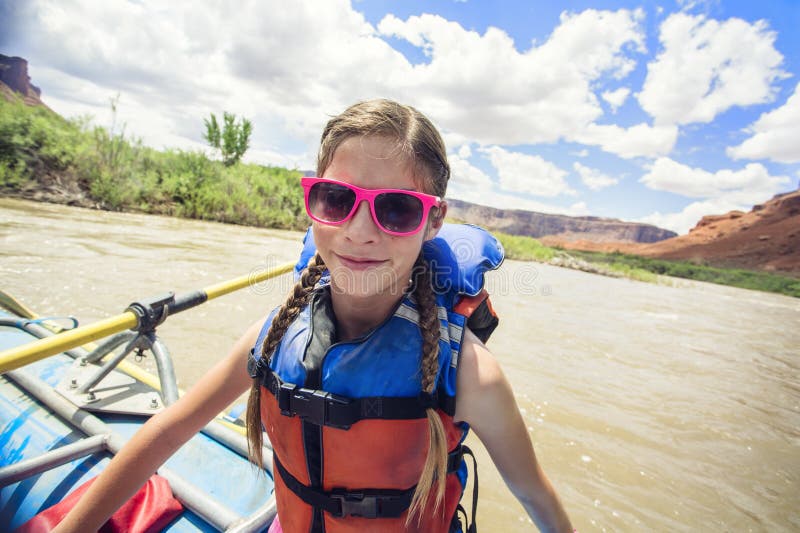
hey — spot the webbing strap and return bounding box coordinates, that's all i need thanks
[275,445,467,519]
[260,368,456,429]
[275,457,414,519]
[462,445,478,533]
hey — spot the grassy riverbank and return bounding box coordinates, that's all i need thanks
[0,96,306,229]
[568,249,800,298]
[496,232,799,298]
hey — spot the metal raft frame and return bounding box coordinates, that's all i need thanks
[0,263,296,531]
[1,368,276,532]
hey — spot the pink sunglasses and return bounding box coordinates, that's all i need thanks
[301,177,442,236]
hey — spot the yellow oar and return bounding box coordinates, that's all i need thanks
[0,261,295,374]
[0,290,38,320]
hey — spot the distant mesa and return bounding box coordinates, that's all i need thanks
[541,189,800,277]
[446,198,677,244]
[1,54,48,107]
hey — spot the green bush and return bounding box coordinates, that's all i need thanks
[495,232,556,262]
[568,250,799,298]
[0,96,83,187]
[0,96,307,229]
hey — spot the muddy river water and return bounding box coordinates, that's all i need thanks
[1,198,798,532]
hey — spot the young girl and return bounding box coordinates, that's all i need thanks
[53,99,572,532]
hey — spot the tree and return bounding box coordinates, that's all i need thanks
[203,112,252,166]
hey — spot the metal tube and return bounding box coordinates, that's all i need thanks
[11,317,268,453]
[76,334,142,394]
[226,498,278,533]
[0,434,109,486]
[199,420,273,475]
[84,331,137,364]
[149,336,179,405]
[6,369,245,531]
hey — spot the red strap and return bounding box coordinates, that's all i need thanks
[453,288,495,318]
[16,474,183,533]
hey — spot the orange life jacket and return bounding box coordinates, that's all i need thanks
[248,224,503,532]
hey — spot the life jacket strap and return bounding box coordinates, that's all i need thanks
[455,289,499,344]
[462,445,479,533]
[261,368,456,429]
[275,456,414,518]
[274,445,467,519]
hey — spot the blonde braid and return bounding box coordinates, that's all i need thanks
[246,253,326,467]
[407,253,449,524]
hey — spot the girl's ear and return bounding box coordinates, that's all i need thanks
[424,201,447,241]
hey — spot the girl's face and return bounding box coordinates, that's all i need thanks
[312,135,443,302]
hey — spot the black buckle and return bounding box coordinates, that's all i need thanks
[288,388,327,423]
[330,491,379,518]
[284,387,352,429]
[277,382,297,414]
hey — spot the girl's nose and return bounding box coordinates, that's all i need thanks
[344,200,381,242]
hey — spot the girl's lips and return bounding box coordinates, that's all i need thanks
[335,253,387,270]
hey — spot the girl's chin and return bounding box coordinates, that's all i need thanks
[329,268,406,299]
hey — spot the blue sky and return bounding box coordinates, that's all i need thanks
[3,0,799,234]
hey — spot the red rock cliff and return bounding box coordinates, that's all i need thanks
[1,54,46,106]
[543,189,800,276]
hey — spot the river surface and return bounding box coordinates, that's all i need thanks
[1,197,798,532]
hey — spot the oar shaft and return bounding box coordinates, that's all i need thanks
[0,261,296,374]
[0,312,138,373]
[204,262,294,300]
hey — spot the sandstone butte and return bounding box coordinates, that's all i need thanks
[0,54,48,108]
[540,189,800,277]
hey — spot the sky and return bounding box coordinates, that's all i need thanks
[2,0,799,234]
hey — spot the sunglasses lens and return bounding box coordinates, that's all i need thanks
[375,192,424,234]
[308,182,356,222]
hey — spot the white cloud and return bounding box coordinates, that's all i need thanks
[9,3,663,162]
[638,198,731,235]
[573,162,619,190]
[446,150,588,216]
[480,146,574,197]
[457,144,472,159]
[640,157,790,198]
[568,201,590,215]
[378,9,646,145]
[638,157,793,234]
[448,151,493,190]
[573,123,678,159]
[246,147,314,171]
[601,87,631,112]
[11,0,404,160]
[639,13,787,125]
[727,82,800,164]
[637,190,765,235]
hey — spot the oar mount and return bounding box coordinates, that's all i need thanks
[126,292,174,333]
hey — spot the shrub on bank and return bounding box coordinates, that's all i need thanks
[495,232,557,262]
[0,96,306,230]
[568,249,800,298]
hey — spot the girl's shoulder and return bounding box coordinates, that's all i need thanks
[454,327,510,426]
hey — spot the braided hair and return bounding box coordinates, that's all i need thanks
[246,253,326,467]
[406,252,448,524]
